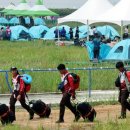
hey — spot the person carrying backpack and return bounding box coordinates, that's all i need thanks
[56,64,80,123]
[115,62,130,119]
[9,67,34,120]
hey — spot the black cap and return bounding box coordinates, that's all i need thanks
[57,64,66,70]
[116,61,124,69]
[10,67,17,71]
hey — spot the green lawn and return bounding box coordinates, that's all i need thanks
[1,119,130,130]
[0,40,118,93]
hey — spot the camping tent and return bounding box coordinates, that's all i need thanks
[15,0,58,16]
[29,25,49,39]
[105,39,130,61]
[0,17,8,24]
[9,17,19,25]
[25,17,30,24]
[44,25,70,40]
[70,25,90,39]
[86,41,112,60]
[66,25,120,40]
[5,0,31,16]
[8,17,45,25]
[58,0,113,24]
[0,3,15,13]
[93,0,130,26]
[96,25,120,39]
[10,25,31,41]
[34,18,46,25]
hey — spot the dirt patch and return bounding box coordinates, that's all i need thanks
[2,105,130,130]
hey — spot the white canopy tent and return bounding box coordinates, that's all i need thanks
[58,0,113,24]
[92,0,130,26]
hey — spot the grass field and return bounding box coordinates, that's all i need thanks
[0,40,118,93]
[2,121,130,130]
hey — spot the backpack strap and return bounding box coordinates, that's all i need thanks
[38,105,49,116]
[0,110,9,118]
[82,108,94,118]
[63,73,71,82]
[16,75,30,102]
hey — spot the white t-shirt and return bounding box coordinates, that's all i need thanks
[12,75,20,91]
[124,28,128,34]
[120,72,125,83]
[120,71,130,90]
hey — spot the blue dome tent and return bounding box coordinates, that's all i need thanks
[0,17,8,24]
[34,18,46,25]
[86,41,112,60]
[72,25,90,39]
[9,17,31,25]
[96,25,120,40]
[10,25,31,41]
[105,39,130,61]
[29,25,49,39]
[0,25,6,29]
[25,17,30,24]
[9,17,20,25]
[44,25,70,40]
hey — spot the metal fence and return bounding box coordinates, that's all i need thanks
[0,67,126,98]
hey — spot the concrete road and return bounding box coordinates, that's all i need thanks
[0,90,119,106]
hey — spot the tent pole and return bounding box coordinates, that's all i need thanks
[87,20,90,41]
[121,21,123,40]
[57,23,60,45]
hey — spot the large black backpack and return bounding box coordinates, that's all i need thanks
[29,100,51,118]
[75,102,96,122]
[0,104,15,125]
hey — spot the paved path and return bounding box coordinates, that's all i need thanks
[0,90,119,106]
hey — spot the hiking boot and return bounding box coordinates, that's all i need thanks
[56,119,64,123]
[29,111,34,120]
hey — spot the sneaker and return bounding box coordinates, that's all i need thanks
[56,119,64,123]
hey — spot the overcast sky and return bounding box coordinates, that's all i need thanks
[0,0,120,9]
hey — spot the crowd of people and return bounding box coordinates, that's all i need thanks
[1,62,130,126]
[0,26,11,40]
[0,65,96,125]
[54,26,79,40]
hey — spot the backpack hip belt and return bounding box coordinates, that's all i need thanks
[0,110,9,118]
[83,108,94,118]
[38,105,49,116]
